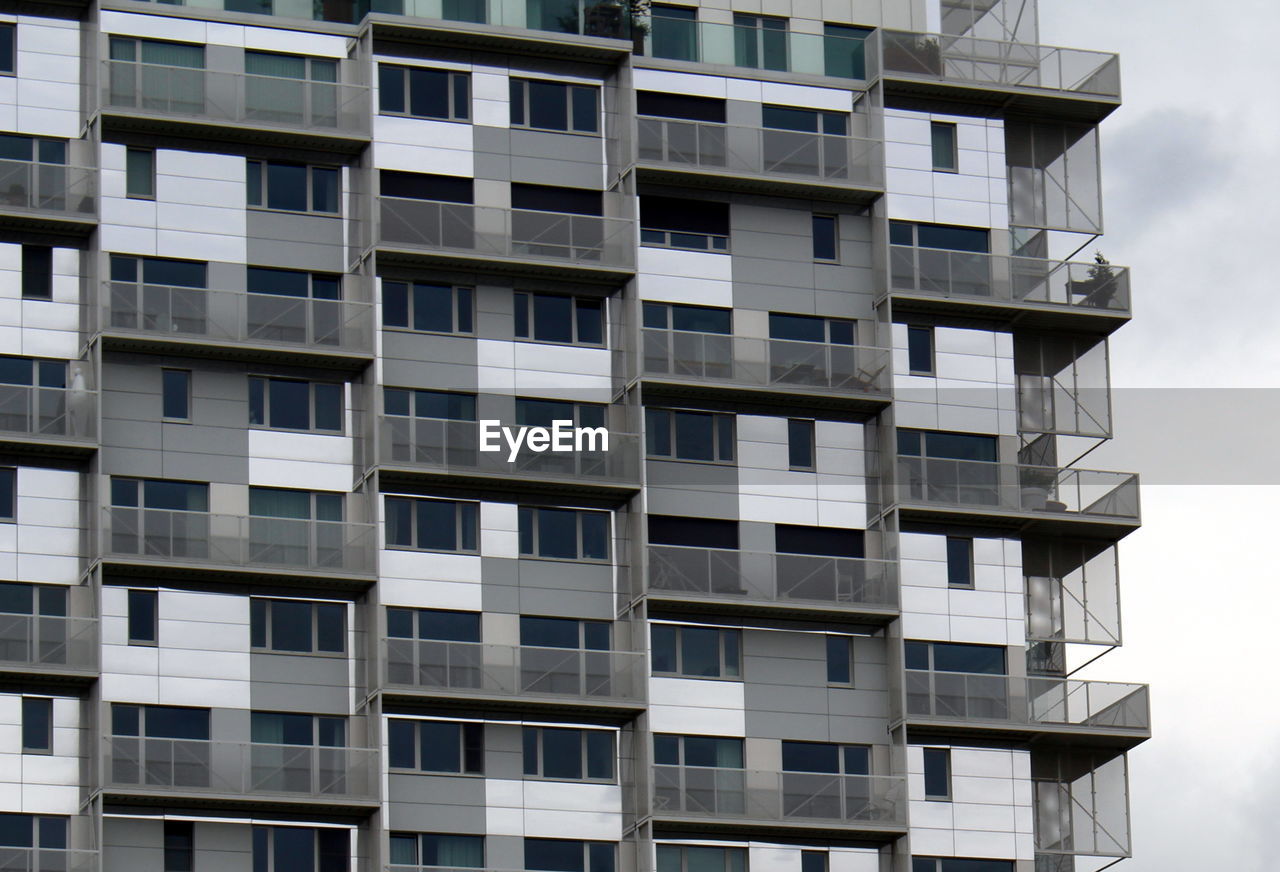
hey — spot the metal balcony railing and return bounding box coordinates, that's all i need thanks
[0,159,96,219]
[101,61,370,135]
[647,545,897,611]
[904,670,1150,731]
[383,639,645,704]
[379,416,639,486]
[379,198,635,269]
[0,383,97,441]
[101,507,377,576]
[642,330,890,396]
[0,848,98,872]
[879,30,1121,98]
[637,117,882,188]
[895,458,1140,521]
[889,245,1131,314]
[101,283,373,354]
[103,736,377,800]
[652,765,906,826]
[0,614,97,672]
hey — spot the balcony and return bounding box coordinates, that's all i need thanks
[903,671,1150,746]
[1035,753,1132,862]
[98,283,374,367]
[0,849,97,871]
[99,61,370,152]
[102,736,378,808]
[888,245,1131,332]
[646,545,897,619]
[894,458,1140,536]
[636,118,882,201]
[879,30,1121,120]
[378,198,635,280]
[0,614,97,678]
[0,159,96,233]
[0,378,98,456]
[651,765,906,835]
[378,416,639,493]
[382,639,645,712]
[641,330,890,408]
[100,507,377,580]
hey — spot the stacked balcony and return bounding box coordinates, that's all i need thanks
[0,359,98,457]
[0,613,97,681]
[0,158,96,234]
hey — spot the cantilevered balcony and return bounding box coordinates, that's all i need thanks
[0,614,97,679]
[651,765,907,835]
[636,117,882,201]
[641,329,890,408]
[879,30,1120,120]
[99,61,370,152]
[0,158,96,233]
[98,283,374,368]
[0,373,97,456]
[0,849,97,871]
[888,245,1130,332]
[379,415,640,494]
[646,545,897,620]
[100,507,377,580]
[102,736,378,808]
[378,198,635,280]
[382,639,645,712]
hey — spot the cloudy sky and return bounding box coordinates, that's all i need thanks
[1036,2,1280,869]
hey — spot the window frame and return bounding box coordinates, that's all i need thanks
[382,280,474,335]
[21,696,53,754]
[513,291,605,347]
[0,467,14,522]
[812,213,838,262]
[522,726,616,783]
[164,820,194,872]
[384,496,479,554]
[644,407,735,463]
[650,623,742,680]
[389,832,485,869]
[517,506,611,562]
[251,825,349,872]
[524,837,616,872]
[907,325,935,375]
[0,23,14,76]
[161,368,191,422]
[250,597,347,656]
[922,747,951,801]
[946,536,974,588]
[248,376,344,434]
[387,718,484,774]
[509,78,601,135]
[126,147,156,200]
[657,843,745,872]
[788,418,816,471]
[378,63,471,122]
[127,588,158,646]
[246,160,340,215]
[20,245,52,300]
[930,121,959,173]
[825,634,853,685]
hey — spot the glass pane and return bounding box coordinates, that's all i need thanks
[527,81,568,130]
[265,163,307,211]
[521,616,579,648]
[419,721,461,771]
[413,283,455,332]
[420,610,480,642]
[540,728,582,779]
[316,604,344,652]
[269,600,313,652]
[417,500,459,550]
[535,508,578,558]
[680,627,721,677]
[409,68,450,118]
[533,294,574,343]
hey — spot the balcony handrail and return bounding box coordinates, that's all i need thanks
[0,158,97,217]
[0,613,98,670]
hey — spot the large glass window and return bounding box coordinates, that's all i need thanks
[387,608,481,643]
[897,429,998,462]
[387,719,483,773]
[643,303,732,335]
[0,814,67,854]
[389,833,484,869]
[822,23,871,79]
[510,79,599,134]
[107,38,206,115]
[514,292,603,345]
[657,844,745,872]
[650,624,740,678]
[645,408,734,462]
[653,734,743,768]
[248,377,343,433]
[252,826,349,872]
[251,711,345,747]
[379,64,470,121]
[111,704,210,740]
[525,839,615,872]
[247,161,339,214]
[650,5,698,61]
[382,281,473,334]
[108,254,208,335]
[640,196,729,252]
[733,14,788,71]
[244,51,338,127]
[517,507,609,561]
[246,267,342,346]
[384,496,478,552]
[523,727,614,781]
[250,598,345,654]
[911,860,1013,872]
[905,641,1007,674]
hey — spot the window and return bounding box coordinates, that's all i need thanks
[780,742,872,818]
[0,24,13,75]
[386,388,476,422]
[248,488,345,568]
[251,598,345,654]
[657,844,745,872]
[252,826,348,872]
[382,281,473,333]
[812,214,837,261]
[781,741,870,776]
[509,79,599,134]
[387,608,480,642]
[387,719,483,773]
[645,408,734,462]
[640,196,729,252]
[21,246,52,299]
[244,51,338,127]
[889,221,990,254]
[763,105,847,136]
[788,419,815,470]
[912,860,1013,872]
[390,833,484,869]
[523,727,614,781]
[897,430,998,462]
[801,853,827,872]
[734,13,788,71]
[108,254,208,333]
[164,820,193,872]
[651,624,740,678]
[650,5,698,62]
[525,839,615,872]
[162,369,190,421]
[516,398,606,430]
[108,38,206,115]
[647,515,738,550]
[251,711,345,748]
[825,635,852,685]
[904,641,1007,675]
[0,583,66,630]
[518,507,609,561]
[642,302,732,335]
[769,313,855,345]
[823,23,871,79]
[0,468,13,521]
[112,478,208,513]
[126,148,155,199]
[637,91,725,123]
[382,170,474,205]
[931,122,958,172]
[654,734,743,768]
[907,326,934,374]
[247,161,339,214]
[111,704,210,740]
[246,267,343,345]
[21,697,52,754]
[946,537,973,588]
[379,64,470,120]
[923,748,951,800]
[249,377,343,433]
[127,589,157,645]
[521,615,610,650]
[384,496,478,552]
[514,292,603,345]
[0,815,67,854]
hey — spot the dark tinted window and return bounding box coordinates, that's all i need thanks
[127,589,157,644]
[636,92,726,122]
[825,635,851,684]
[21,246,52,299]
[812,214,837,261]
[907,326,934,373]
[21,698,51,753]
[923,748,950,799]
[788,419,815,469]
[648,516,738,549]
[775,525,863,558]
[946,537,973,587]
[511,183,603,216]
[640,196,729,236]
[382,170,474,204]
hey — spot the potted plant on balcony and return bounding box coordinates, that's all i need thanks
[882,33,943,76]
[1019,465,1062,512]
[1070,252,1119,309]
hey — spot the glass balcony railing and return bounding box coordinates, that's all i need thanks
[653,765,906,826]
[383,639,645,704]
[904,671,1150,732]
[889,246,1131,314]
[380,416,639,486]
[643,20,875,83]
[379,198,635,270]
[637,118,882,188]
[101,61,371,137]
[0,614,97,673]
[895,458,1139,521]
[101,507,377,576]
[647,545,897,612]
[0,383,97,443]
[103,736,377,801]
[0,159,96,220]
[642,330,890,397]
[101,283,374,355]
[879,30,1121,98]
[0,848,97,872]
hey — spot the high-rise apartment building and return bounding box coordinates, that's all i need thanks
[0,1,1148,871]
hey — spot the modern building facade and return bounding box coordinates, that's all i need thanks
[0,1,1147,871]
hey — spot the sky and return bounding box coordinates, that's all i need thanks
[1035,2,1280,870]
